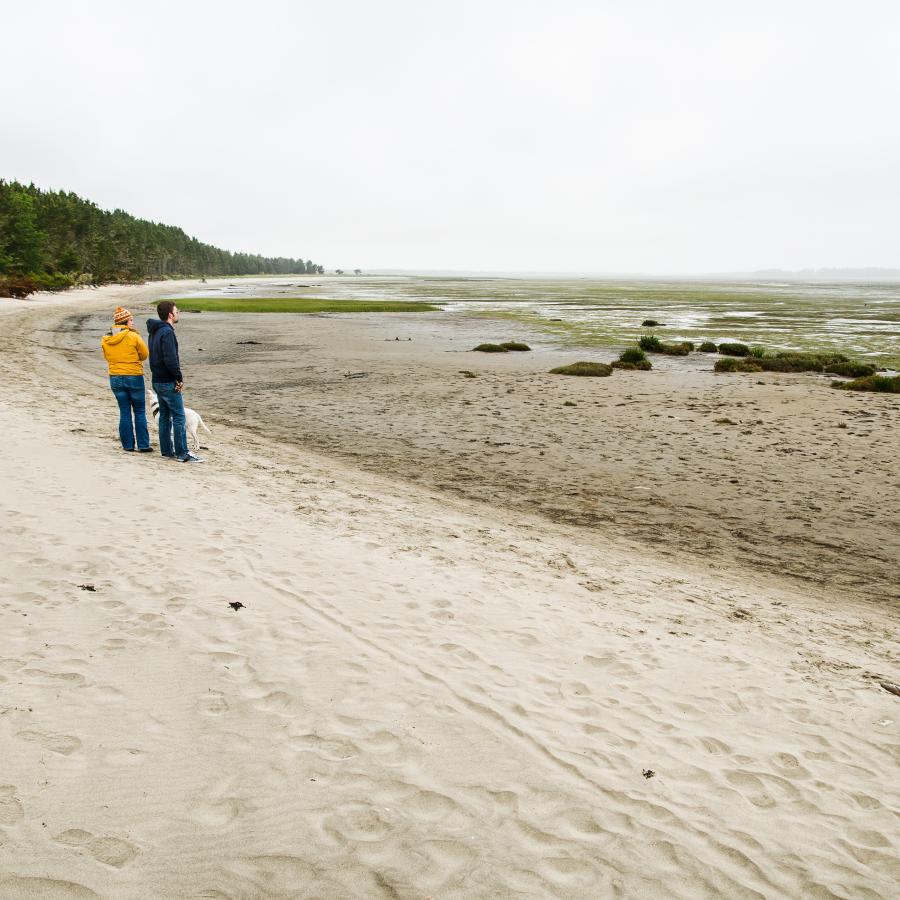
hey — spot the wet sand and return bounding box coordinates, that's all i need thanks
[62,298,900,606]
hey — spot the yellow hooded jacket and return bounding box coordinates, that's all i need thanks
[101,326,149,376]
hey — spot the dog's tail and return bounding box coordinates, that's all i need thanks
[199,417,212,434]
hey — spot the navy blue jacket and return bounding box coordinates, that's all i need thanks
[146,319,184,383]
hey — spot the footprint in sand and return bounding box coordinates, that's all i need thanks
[17,730,82,756]
[0,786,24,825]
[102,638,129,651]
[20,669,86,687]
[198,690,229,716]
[699,736,732,756]
[54,829,138,868]
[725,770,776,808]
[360,730,402,755]
[98,600,126,611]
[189,797,244,827]
[0,876,101,899]
[324,804,392,843]
[290,733,359,761]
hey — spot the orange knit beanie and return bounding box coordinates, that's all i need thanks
[113,307,132,325]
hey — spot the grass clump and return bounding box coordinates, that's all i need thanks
[831,374,900,393]
[718,342,751,356]
[715,357,764,373]
[661,341,692,356]
[756,352,876,377]
[639,335,692,355]
[612,347,652,370]
[821,360,877,378]
[641,319,662,327]
[715,349,879,378]
[550,361,614,377]
[639,335,664,352]
[472,343,509,352]
[499,341,532,351]
[698,341,718,352]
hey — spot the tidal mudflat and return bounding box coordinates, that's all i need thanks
[64,277,900,605]
[173,274,900,368]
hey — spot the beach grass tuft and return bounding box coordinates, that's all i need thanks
[639,335,664,352]
[499,341,532,351]
[612,347,652,370]
[715,357,764,373]
[473,343,509,352]
[171,297,441,313]
[831,374,900,393]
[718,342,752,356]
[698,341,718,352]
[755,351,875,376]
[660,341,693,356]
[550,361,614,377]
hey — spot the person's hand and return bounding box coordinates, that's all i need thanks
[175,381,184,393]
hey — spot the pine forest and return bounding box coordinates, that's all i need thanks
[0,180,322,297]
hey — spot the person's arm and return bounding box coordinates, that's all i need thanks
[161,330,184,383]
[135,333,149,361]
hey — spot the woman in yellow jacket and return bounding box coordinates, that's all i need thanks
[101,306,152,452]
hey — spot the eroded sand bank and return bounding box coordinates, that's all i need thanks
[0,282,898,898]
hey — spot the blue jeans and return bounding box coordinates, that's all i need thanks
[152,381,188,459]
[110,375,150,451]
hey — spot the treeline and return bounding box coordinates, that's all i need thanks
[0,180,323,297]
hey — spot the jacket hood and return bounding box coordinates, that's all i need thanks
[146,318,169,335]
[102,326,134,347]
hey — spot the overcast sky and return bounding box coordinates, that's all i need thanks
[5,0,900,273]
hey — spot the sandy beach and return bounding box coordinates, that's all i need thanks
[1,281,898,898]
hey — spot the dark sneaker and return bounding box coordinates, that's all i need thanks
[180,453,204,463]
[138,447,154,453]
[123,448,135,452]
[161,453,177,460]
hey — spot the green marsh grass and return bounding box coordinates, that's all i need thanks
[172,297,441,313]
[715,350,877,377]
[832,374,900,393]
[612,347,652,370]
[550,361,614,377]
[715,357,764,373]
[639,335,664,352]
[718,342,751,356]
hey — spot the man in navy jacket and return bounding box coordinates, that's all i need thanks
[147,301,203,463]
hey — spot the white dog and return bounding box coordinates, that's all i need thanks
[148,390,211,452]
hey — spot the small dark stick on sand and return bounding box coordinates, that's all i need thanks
[880,682,900,698]
[78,584,96,592]
[228,601,245,611]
